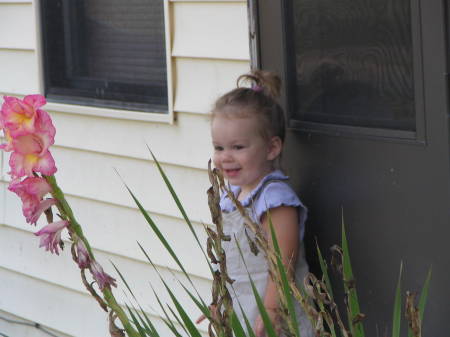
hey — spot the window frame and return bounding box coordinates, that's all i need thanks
[36,0,174,123]
[252,0,426,143]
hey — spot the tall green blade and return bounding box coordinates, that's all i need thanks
[392,262,403,337]
[234,233,277,337]
[178,280,209,319]
[407,266,432,337]
[231,311,247,337]
[315,240,337,337]
[418,267,431,323]
[126,304,150,336]
[111,262,137,300]
[233,293,256,337]
[163,282,203,337]
[167,304,190,336]
[268,215,300,337]
[123,181,187,277]
[147,147,210,264]
[249,276,278,337]
[151,286,184,337]
[136,302,160,337]
[316,239,334,300]
[342,219,365,337]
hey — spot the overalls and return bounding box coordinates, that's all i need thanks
[221,181,314,337]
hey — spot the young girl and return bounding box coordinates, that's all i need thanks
[210,71,313,337]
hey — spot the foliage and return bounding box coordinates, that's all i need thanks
[120,155,432,337]
[0,95,431,337]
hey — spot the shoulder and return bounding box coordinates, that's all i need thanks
[254,179,308,238]
[254,180,303,218]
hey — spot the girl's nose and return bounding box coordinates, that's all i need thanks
[221,150,233,162]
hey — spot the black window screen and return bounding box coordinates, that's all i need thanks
[40,0,168,112]
[288,0,416,131]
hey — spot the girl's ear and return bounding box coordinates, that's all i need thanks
[267,136,282,161]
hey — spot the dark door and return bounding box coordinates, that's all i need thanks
[256,0,449,334]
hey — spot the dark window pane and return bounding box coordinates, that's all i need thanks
[41,0,167,112]
[290,0,415,130]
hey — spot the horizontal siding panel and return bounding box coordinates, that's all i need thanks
[0,49,38,94]
[0,3,35,50]
[1,146,211,222]
[47,110,212,170]
[172,2,249,60]
[3,186,211,279]
[174,57,249,114]
[0,309,72,337]
[0,266,198,337]
[0,226,212,328]
[0,267,112,337]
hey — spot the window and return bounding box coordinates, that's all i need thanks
[40,0,168,113]
[255,0,424,139]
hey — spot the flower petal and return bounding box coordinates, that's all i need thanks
[90,261,117,290]
[75,240,91,269]
[28,198,57,225]
[35,220,68,255]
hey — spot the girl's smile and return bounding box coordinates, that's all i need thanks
[211,114,281,200]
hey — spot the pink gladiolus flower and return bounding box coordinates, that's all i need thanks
[8,109,57,178]
[8,177,56,224]
[1,95,46,138]
[35,220,68,255]
[91,261,117,290]
[9,149,56,178]
[75,240,91,269]
[0,128,13,151]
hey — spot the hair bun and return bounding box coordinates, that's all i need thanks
[237,70,281,100]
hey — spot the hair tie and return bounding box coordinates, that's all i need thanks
[251,85,263,92]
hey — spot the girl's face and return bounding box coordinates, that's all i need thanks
[211,114,281,198]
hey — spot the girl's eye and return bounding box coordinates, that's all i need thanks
[214,145,223,151]
[233,145,244,150]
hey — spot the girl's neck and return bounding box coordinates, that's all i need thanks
[236,168,276,202]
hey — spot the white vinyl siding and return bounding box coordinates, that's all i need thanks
[0,0,250,336]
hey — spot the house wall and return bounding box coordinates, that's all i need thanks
[0,1,250,336]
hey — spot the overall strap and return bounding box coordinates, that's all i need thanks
[250,178,286,205]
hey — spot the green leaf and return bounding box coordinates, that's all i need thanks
[167,304,190,336]
[392,262,403,337]
[268,214,300,337]
[342,218,365,337]
[231,311,247,337]
[163,282,203,337]
[234,233,277,337]
[315,240,337,337]
[111,262,137,300]
[316,239,334,300]
[178,280,210,320]
[151,286,184,337]
[120,172,207,308]
[249,276,278,337]
[135,302,160,337]
[418,268,432,325]
[234,295,256,337]
[126,304,150,336]
[147,147,210,264]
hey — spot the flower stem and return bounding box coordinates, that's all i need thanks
[44,174,140,337]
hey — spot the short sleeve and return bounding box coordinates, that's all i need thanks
[253,182,308,240]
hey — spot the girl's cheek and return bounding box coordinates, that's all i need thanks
[212,154,220,169]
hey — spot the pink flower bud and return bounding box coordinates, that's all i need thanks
[75,240,91,269]
[90,261,117,290]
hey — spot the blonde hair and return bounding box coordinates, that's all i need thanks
[212,70,285,143]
